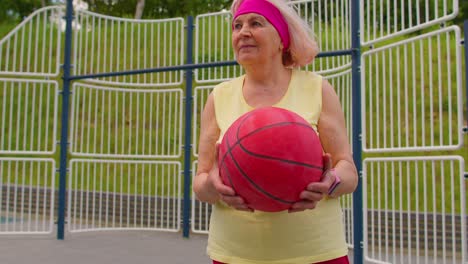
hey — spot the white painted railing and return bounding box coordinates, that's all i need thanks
[0,78,59,155]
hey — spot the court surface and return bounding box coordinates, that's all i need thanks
[0,231,361,264]
[0,231,211,264]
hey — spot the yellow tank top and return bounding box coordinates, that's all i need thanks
[208,69,348,264]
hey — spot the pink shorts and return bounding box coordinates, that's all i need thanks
[213,256,350,264]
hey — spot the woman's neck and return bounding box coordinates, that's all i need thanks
[243,61,290,84]
[242,65,292,108]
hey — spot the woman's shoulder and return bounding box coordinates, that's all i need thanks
[291,69,323,90]
[293,69,323,81]
[213,75,245,95]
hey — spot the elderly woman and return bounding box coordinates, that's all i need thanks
[193,0,358,263]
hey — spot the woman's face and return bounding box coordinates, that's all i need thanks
[232,13,283,65]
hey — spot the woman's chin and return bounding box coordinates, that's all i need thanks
[236,55,258,65]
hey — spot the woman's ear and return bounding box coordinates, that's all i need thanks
[282,50,293,67]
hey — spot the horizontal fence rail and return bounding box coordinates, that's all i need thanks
[0,6,62,77]
[69,82,184,158]
[0,78,59,154]
[360,0,459,45]
[68,159,181,232]
[363,156,467,264]
[72,11,184,87]
[0,158,56,235]
[361,26,464,153]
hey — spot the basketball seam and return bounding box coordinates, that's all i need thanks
[222,135,296,205]
[238,144,323,170]
[236,121,323,171]
[219,122,313,165]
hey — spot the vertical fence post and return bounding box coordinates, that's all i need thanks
[464,20,468,132]
[57,0,74,240]
[182,16,195,238]
[351,0,364,263]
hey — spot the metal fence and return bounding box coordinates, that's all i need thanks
[364,156,466,263]
[0,158,56,234]
[0,1,466,264]
[0,78,59,154]
[361,26,464,153]
[68,159,181,232]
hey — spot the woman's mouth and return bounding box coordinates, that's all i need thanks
[239,45,255,50]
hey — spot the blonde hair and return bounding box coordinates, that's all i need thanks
[230,0,319,67]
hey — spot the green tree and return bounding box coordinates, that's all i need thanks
[453,0,468,26]
[84,0,230,19]
[1,0,51,22]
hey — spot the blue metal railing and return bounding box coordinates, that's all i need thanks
[182,16,195,238]
[351,0,363,263]
[57,0,74,240]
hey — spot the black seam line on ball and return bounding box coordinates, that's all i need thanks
[222,136,236,188]
[236,121,323,171]
[219,116,321,170]
[223,130,296,204]
[219,120,310,167]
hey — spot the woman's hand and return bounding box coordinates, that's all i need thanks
[206,145,254,212]
[288,153,336,213]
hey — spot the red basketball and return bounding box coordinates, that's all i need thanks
[218,106,324,212]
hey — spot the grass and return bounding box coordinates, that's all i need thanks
[0,23,17,39]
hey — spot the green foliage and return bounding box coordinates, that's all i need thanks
[0,0,52,23]
[0,23,17,38]
[453,0,468,26]
[87,0,231,19]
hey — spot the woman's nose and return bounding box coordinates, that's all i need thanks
[239,25,252,36]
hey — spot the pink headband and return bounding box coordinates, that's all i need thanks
[233,0,290,50]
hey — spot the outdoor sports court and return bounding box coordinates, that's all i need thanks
[0,1,466,264]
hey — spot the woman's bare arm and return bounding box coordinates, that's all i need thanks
[317,79,358,197]
[193,93,223,203]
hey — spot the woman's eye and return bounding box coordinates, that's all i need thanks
[233,23,242,30]
[252,21,261,27]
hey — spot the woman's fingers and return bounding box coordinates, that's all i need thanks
[215,182,236,196]
[289,184,326,213]
[289,199,318,212]
[299,189,324,201]
[221,194,253,212]
[288,155,335,213]
[306,180,329,194]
